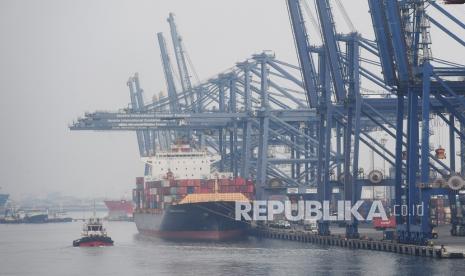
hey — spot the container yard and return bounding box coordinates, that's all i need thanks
[2,0,465,275]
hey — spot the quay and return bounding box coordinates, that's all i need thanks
[250,226,465,259]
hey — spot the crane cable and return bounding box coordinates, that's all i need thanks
[334,0,355,33]
[301,0,322,40]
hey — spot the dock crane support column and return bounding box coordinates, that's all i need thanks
[317,50,331,236]
[229,74,238,177]
[217,78,226,172]
[419,62,433,240]
[449,115,456,172]
[238,62,253,179]
[256,54,271,199]
[346,34,361,238]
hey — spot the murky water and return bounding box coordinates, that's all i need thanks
[1,216,464,276]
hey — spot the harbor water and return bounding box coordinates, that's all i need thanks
[1,218,465,276]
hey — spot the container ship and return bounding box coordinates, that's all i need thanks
[104,199,134,221]
[133,143,254,241]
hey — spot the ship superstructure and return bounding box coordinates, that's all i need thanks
[133,143,254,240]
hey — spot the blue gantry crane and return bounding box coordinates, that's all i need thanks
[71,0,465,245]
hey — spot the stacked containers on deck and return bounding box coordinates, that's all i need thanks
[134,177,145,209]
[136,176,255,210]
[217,177,255,198]
[430,195,451,226]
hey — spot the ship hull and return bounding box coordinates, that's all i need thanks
[73,236,114,247]
[134,202,249,241]
[104,200,134,221]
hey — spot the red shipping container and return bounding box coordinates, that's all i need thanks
[247,185,254,193]
[178,187,187,194]
[373,217,396,230]
[235,177,245,186]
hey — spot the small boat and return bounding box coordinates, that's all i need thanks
[73,217,114,247]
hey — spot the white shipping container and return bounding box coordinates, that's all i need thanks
[305,188,317,194]
[361,187,373,199]
[150,188,158,195]
[287,188,299,194]
[211,172,233,179]
[162,180,170,187]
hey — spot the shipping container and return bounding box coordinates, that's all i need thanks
[187,186,195,194]
[235,177,245,186]
[162,180,170,187]
[164,195,173,203]
[200,188,211,193]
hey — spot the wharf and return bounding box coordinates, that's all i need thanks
[250,224,465,259]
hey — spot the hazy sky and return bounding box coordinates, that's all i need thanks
[1,0,464,199]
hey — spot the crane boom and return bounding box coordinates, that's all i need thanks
[287,0,319,107]
[167,13,194,106]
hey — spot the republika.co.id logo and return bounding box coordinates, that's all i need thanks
[235,200,424,221]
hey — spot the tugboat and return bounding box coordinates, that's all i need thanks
[73,217,114,247]
[73,202,114,247]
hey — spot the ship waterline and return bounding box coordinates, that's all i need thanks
[134,201,250,241]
